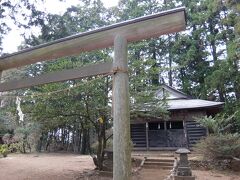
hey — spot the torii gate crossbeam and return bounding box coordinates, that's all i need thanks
[0,7,186,180]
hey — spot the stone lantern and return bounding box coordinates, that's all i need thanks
[175,148,195,180]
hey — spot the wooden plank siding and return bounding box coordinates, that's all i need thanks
[186,121,207,148]
[0,62,112,92]
[0,7,186,71]
[130,124,147,148]
[130,109,208,150]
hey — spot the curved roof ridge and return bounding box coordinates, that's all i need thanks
[167,99,224,110]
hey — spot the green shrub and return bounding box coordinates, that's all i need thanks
[194,134,240,160]
[8,142,22,153]
[195,111,239,134]
[0,144,9,157]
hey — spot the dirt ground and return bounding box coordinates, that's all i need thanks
[193,170,240,180]
[0,153,240,180]
[0,153,94,180]
[133,169,170,180]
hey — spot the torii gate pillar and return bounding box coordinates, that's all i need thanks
[113,35,131,180]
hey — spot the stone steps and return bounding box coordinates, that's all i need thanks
[146,158,174,162]
[142,157,174,170]
[143,164,172,170]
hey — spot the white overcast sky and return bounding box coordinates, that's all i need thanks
[2,0,119,53]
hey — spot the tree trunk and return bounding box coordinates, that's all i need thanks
[78,128,82,153]
[150,40,159,86]
[168,35,173,87]
[81,128,87,154]
[37,134,43,152]
[0,71,2,107]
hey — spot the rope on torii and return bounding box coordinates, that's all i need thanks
[16,96,24,122]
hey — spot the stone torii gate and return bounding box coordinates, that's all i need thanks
[0,7,186,180]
